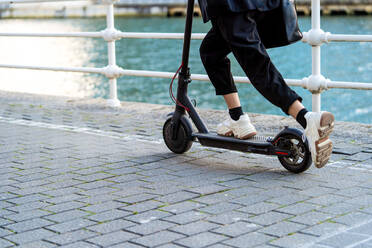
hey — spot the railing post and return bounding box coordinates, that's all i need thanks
[105,0,121,107]
[311,0,321,112]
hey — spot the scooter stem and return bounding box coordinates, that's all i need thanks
[180,0,195,74]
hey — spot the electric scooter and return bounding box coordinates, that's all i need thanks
[162,0,312,173]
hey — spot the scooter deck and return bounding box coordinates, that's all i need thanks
[193,132,275,155]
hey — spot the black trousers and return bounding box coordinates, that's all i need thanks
[199,11,302,115]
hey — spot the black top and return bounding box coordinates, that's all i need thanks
[197,0,280,22]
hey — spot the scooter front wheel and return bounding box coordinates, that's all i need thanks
[163,116,193,154]
[276,133,312,173]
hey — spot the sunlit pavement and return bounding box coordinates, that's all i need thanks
[0,91,372,248]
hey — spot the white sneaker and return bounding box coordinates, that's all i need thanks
[217,114,257,139]
[304,111,335,168]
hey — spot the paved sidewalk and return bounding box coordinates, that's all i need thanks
[0,91,372,248]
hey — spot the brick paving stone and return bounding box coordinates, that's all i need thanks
[333,212,372,226]
[193,192,236,205]
[77,173,114,182]
[334,187,372,198]
[81,201,125,213]
[132,230,185,247]
[125,210,172,224]
[170,220,220,236]
[86,230,139,247]
[319,233,370,247]
[306,195,349,206]
[199,202,242,215]
[87,219,135,234]
[185,185,228,195]
[6,201,51,212]
[258,221,307,237]
[259,187,298,198]
[290,211,334,226]
[223,232,273,248]
[0,218,13,226]
[156,191,200,204]
[349,221,372,235]
[345,195,372,206]
[163,211,210,225]
[80,187,118,197]
[352,243,372,248]
[156,244,186,248]
[0,192,19,202]
[142,184,182,196]
[45,201,87,213]
[5,218,54,233]
[5,228,55,245]
[160,201,206,214]
[318,202,360,215]
[120,200,162,214]
[270,233,317,248]
[0,228,12,237]
[6,194,48,205]
[130,155,164,164]
[226,186,264,197]
[87,209,130,222]
[267,194,310,206]
[320,180,361,190]
[205,245,236,248]
[144,174,180,183]
[109,242,145,248]
[16,240,57,248]
[45,229,98,245]
[207,211,252,225]
[236,202,280,215]
[125,220,176,235]
[0,238,14,248]
[45,193,84,204]
[230,194,272,206]
[44,209,90,222]
[0,209,15,217]
[361,207,372,215]
[7,209,50,222]
[277,202,321,215]
[175,232,228,248]
[138,168,172,177]
[76,180,114,190]
[212,222,260,237]
[310,245,334,248]
[345,152,372,161]
[300,222,346,237]
[110,174,146,183]
[112,188,147,198]
[46,219,96,233]
[57,241,99,248]
[249,212,293,226]
[118,193,156,204]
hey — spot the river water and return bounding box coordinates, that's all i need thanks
[0,16,371,123]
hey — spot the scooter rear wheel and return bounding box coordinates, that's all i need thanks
[163,117,193,154]
[276,133,312,173]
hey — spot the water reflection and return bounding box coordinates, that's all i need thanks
[0,19,101,97]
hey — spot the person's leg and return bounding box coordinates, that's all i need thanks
[200,22,236,98]
[223,92,241,109]
[215,12,334,168]
[215,12,302,115]
[288,100,308,129]
[200,23,257,139]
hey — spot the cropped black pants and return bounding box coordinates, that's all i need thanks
[199,11,302,115]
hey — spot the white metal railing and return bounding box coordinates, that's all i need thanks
[0,0,372,110]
